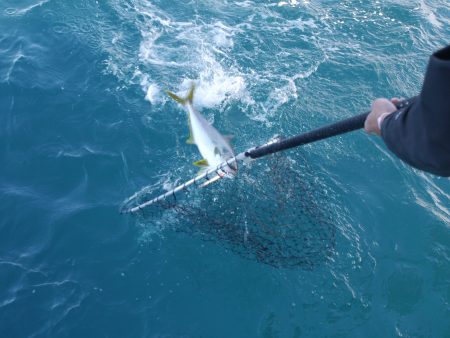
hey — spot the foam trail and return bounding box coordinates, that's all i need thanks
[4,0,50,16]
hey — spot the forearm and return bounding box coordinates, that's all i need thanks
[379,45,450,176]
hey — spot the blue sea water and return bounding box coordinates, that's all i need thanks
[1,0,450,337]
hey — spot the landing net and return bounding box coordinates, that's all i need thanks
[121,146,336,269]
[121,98,416,268]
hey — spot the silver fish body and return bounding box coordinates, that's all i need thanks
[167,85,237,177]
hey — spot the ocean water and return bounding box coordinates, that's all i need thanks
[1,0,450,337]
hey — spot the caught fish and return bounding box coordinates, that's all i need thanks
[166,84,238,181]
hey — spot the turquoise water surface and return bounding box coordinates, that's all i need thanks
[1,0,449,337]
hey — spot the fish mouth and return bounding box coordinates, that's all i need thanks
[213,157,238,178]
[222,158,238,177]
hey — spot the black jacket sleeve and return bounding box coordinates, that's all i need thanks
[381,45,450,177]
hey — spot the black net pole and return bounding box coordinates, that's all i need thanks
[246,97,416,159]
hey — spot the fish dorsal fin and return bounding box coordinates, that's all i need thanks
[193,159,209,167]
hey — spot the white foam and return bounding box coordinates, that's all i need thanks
[172,52,252,110]
[210,22,235,49]
[277,0,299,7]
[133,8,252,110]
[105,0,325,122]
[144,83,162,105]
[418,0,443,29]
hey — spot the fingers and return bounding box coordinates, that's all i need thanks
[372,98,397,114]
[391,97,405,105]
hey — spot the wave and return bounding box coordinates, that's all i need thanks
[105,0,450,243]
[104,0,326,116]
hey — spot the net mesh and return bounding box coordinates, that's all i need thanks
[123,151,336,269]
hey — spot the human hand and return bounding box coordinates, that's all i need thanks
[364,98,400,135]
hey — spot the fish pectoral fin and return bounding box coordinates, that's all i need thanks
[224,135,234,142]
[193,159,209,167]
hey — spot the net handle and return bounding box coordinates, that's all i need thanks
[121,97,416,213]
[246,97,416,159]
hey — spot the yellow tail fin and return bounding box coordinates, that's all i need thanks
[166,84,196,145]
[166,84,195,106]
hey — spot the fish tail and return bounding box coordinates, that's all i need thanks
[166,83,196,144]
[166,83,195,106]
